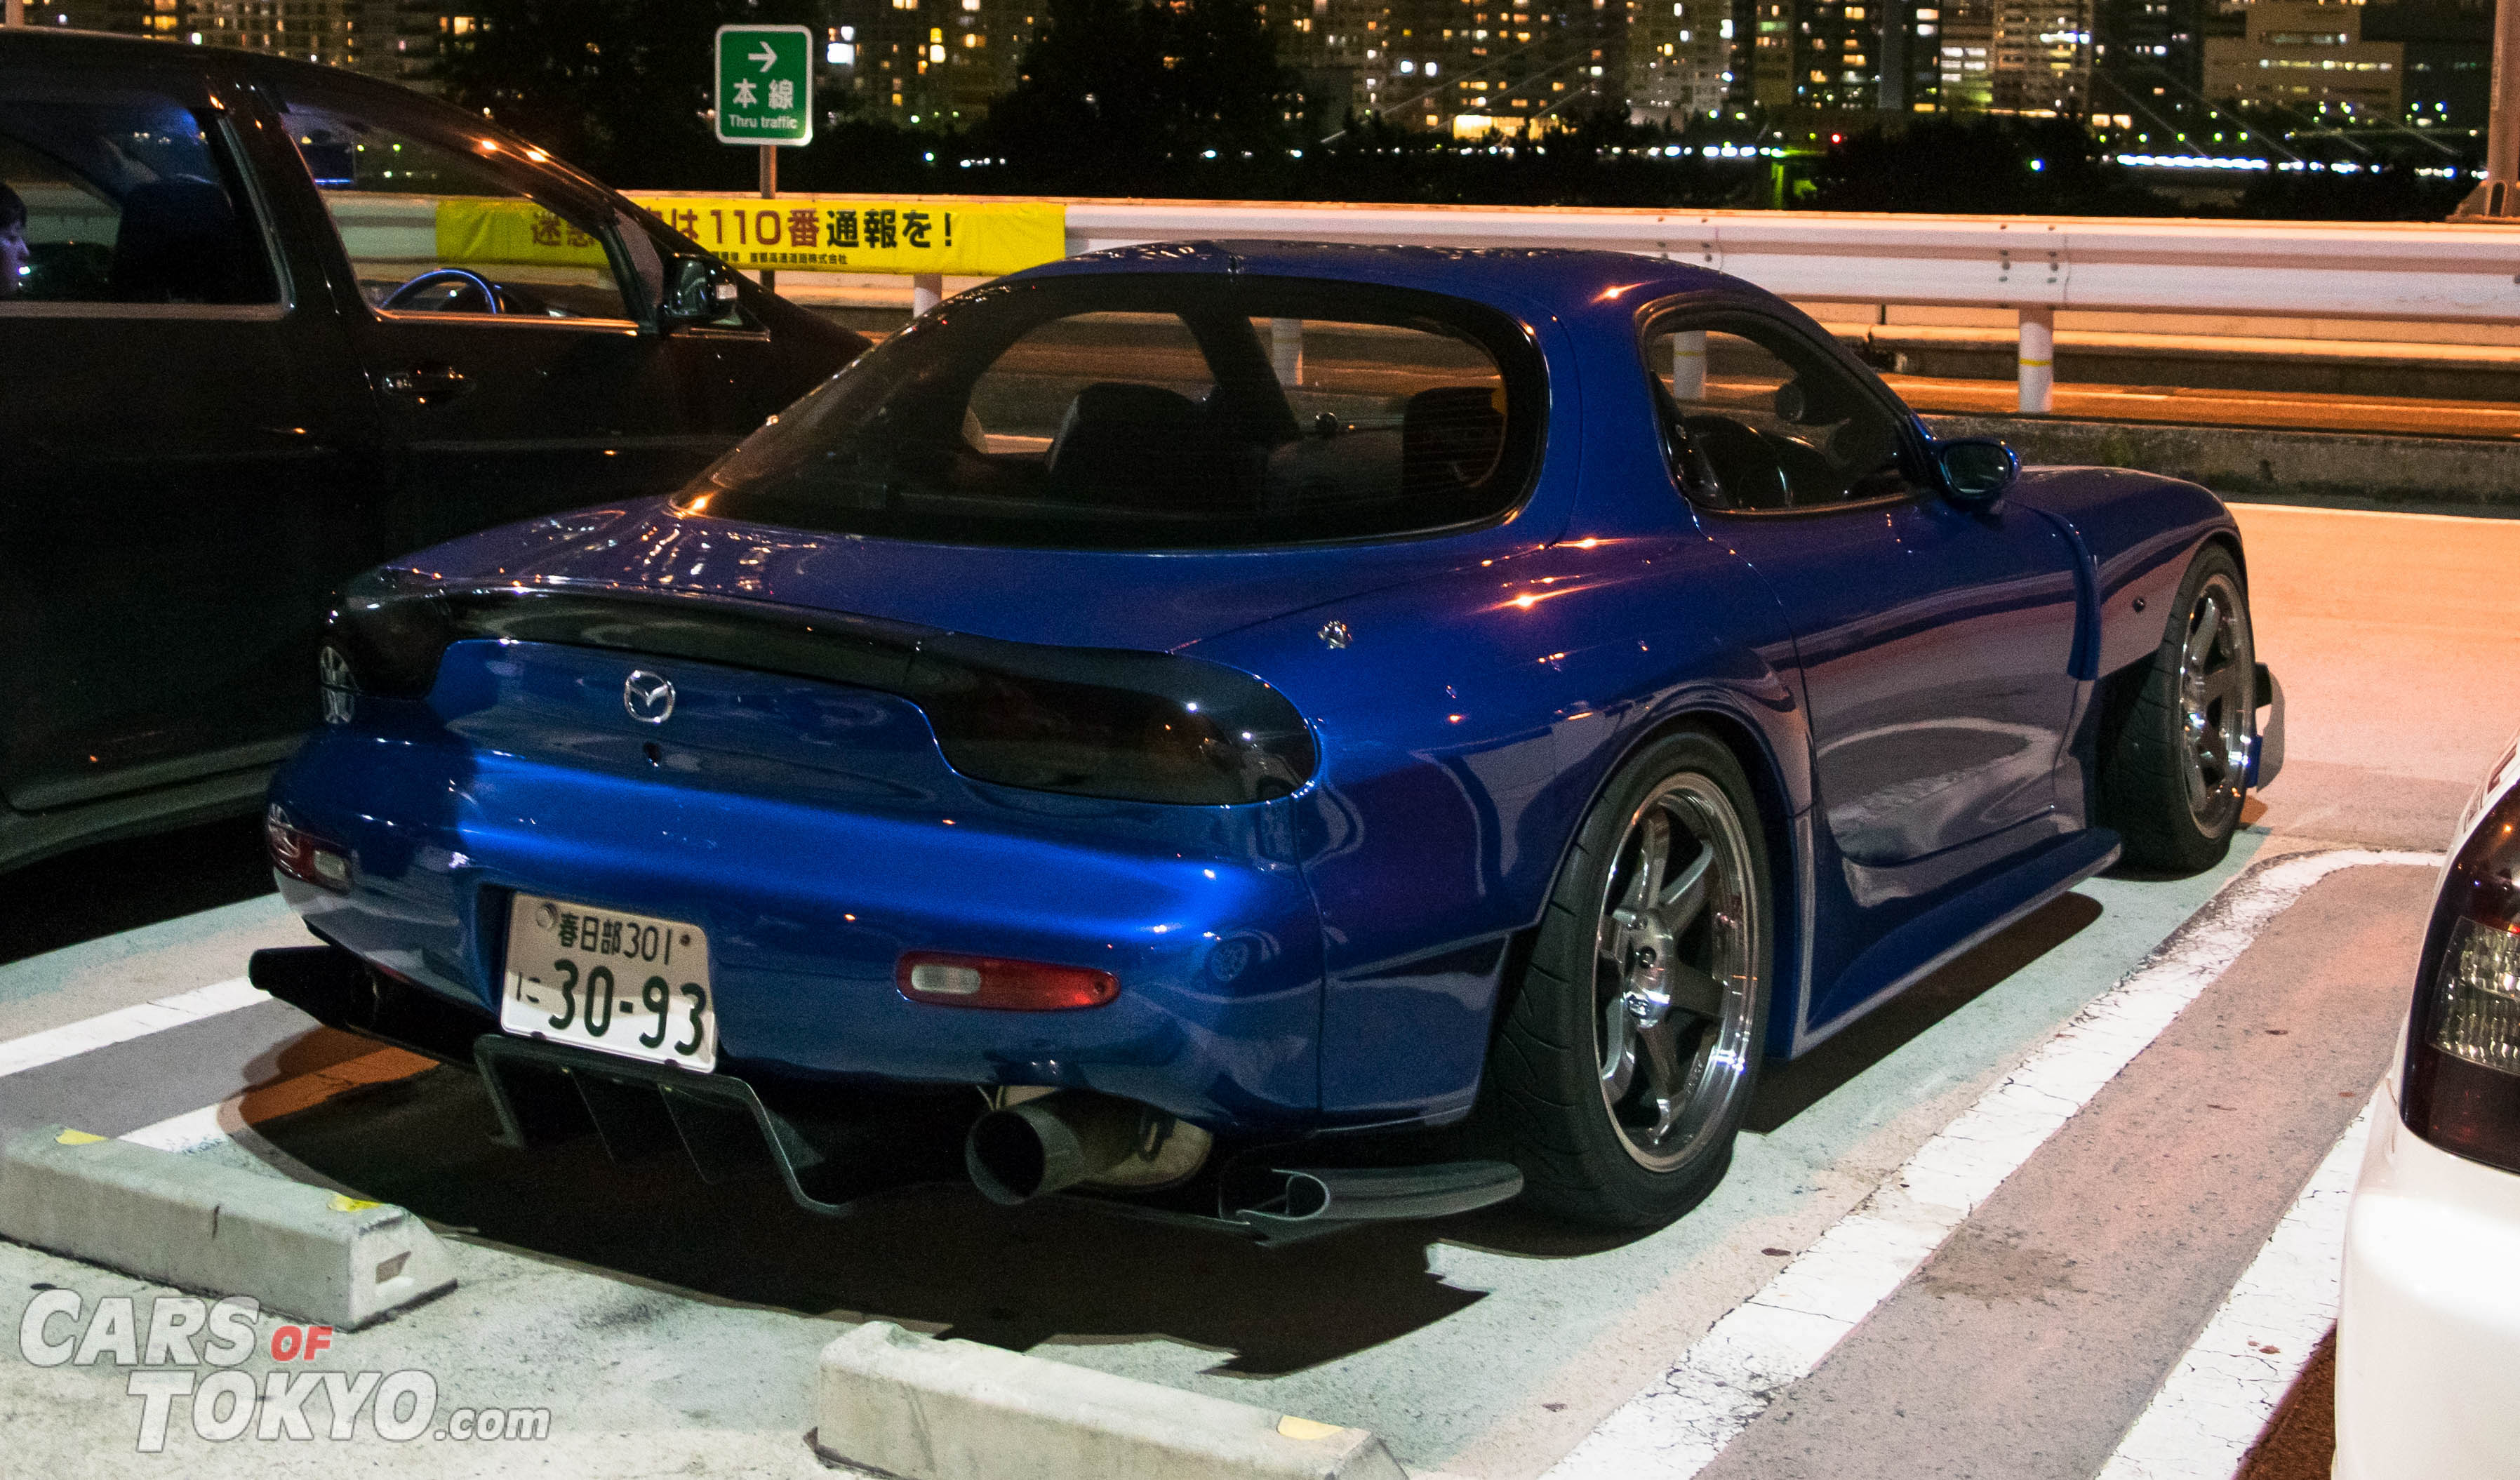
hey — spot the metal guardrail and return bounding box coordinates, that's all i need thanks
[389,180,2520,414]
[1047,200,2520,413]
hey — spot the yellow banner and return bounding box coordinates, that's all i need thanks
[433,198,609,268]
[625,194,1065,278]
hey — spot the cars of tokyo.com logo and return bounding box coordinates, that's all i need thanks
[18,1289,551,1451]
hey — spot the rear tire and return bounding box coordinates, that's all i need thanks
[1481,729,1773,1229]
[2098,544,2256,873]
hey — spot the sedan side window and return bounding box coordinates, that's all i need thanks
[274,96,637,322]
[0,84,278,307]
[1643,317,1914,513]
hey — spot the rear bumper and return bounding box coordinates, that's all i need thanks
[253,942,1524,1241]
[2337,1079,2520,1479]
[270,721,1328,1130]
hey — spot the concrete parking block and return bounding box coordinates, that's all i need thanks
[816,1320,1411,1480]
[0,1124,453,1329]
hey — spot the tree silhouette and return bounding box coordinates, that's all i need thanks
[436,0,815,188]
[979,0,1301,180]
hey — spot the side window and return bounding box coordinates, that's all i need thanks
[1264,315,1510,512]
[0,84,278,307]
[1643,318,1914,512]
[967,311,1218,455]
[274,95,637,321]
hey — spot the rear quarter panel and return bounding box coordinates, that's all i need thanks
[1187,533,1806,1125]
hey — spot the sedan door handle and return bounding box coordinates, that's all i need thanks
[379,364,471,403]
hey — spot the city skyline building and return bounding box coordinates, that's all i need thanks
[33,0,448,84]
[2201,0,2400,119]
[1625,0,1731,124]
[820,0,1036,126]
[22,0,2488,144]
[1265,0,1629,139]
[1987,0,2093,112]
[2365,0,2491,127]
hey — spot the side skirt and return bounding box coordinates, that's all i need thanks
[1788,827,2123,1059]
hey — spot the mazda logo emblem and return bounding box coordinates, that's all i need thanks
[622,670,676,725]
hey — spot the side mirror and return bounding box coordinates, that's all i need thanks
[659,255,741,328]
[1935,437,2020,506]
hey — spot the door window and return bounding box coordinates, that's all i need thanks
[1643,316,1914,512]
[274,97,641,322]
[0,84,277,307]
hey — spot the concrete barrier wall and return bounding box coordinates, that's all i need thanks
[1926,413,2520,509]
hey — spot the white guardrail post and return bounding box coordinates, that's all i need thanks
[1270,317,1305,385]
[912,273,945,314]
[1671,328,1708,399]
[2017,305,2055,415]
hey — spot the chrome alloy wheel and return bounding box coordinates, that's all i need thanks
[2176,571,2254,827]
[1592,773,1761,1173]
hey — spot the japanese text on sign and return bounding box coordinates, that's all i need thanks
[714,25,814,146]
[433,199,608,267]
[625,195,1066,278]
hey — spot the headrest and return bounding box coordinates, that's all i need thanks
[1401,385,1507,494]
[1062,381,1203,431]
[107,176,258,304]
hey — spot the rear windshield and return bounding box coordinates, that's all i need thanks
[679,273,1547,549]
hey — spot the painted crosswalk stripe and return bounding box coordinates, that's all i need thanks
[2096,1103,2373,1480]
[1543,846,2439,1480]
[0,977,266,1079]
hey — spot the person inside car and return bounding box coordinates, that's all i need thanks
[0,183,27,298]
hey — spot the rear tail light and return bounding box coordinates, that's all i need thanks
[897,952,1119,1011]
[904,640,1314,806]
[265,806,355,893]
[322,573,1315,805]
[2404,798,2520,1171]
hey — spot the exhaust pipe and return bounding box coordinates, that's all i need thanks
[964,1091,1209,1205]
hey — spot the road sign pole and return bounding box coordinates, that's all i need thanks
[759,145,778,293]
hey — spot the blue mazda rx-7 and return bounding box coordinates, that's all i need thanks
[253,241,2279,1236]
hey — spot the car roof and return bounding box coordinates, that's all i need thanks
[0,27,620,205]
[1020,239,1746,321]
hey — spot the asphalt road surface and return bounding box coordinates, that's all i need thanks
[0,502,2505,1476]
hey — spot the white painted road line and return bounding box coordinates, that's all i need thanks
[121,1102,255,1155]
[1543,847,2440,1480]
[120,1097,350,1194]
[0,977,264,1080]
[2098,1102,2374,1480]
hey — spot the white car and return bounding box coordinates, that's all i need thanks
[2338,736,2520,1478]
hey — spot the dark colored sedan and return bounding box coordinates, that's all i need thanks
[0,30,865,871]
[257,243,2283,1236]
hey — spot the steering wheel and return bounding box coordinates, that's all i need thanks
[1681,414,1792,510]
[382,267,502,314]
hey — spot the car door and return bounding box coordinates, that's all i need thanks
[1642,307,2084,986]
[0,48,377,813]
[248,73,745,554]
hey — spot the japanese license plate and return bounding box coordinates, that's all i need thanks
[500,894,716,1072]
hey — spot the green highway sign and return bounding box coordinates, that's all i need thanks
[714,25,814,147]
